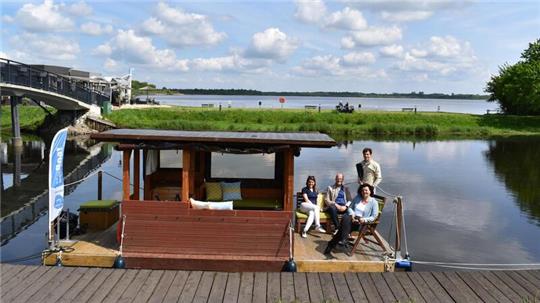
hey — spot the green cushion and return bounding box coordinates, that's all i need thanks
[233,199,282,210]
[205,182,223,201]
[80,200,118,209]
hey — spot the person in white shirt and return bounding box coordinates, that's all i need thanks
[356,148,382,191]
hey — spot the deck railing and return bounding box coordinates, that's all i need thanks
[0,58,110,106]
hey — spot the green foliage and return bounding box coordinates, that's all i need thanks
[486,39,540,115]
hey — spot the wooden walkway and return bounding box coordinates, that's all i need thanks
[1,264,539,302]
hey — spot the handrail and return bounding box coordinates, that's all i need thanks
[0,57,110,106]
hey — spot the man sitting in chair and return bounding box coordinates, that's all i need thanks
[324,173,352,234]
[324,184,379,256]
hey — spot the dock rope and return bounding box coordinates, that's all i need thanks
[412,260,540,270]
[62,169,144,189]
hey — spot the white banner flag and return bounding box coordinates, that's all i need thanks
[48,127,68,240]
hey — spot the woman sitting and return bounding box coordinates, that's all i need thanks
[299,176,327,238]
[324,184,379,254]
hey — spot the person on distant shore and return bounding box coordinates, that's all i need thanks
[324,184,379,255]
[299,176,326,238]
[356,148,382,193]
[325,173,352,233]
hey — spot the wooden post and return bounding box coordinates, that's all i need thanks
[282,149,294,211]
[98,171,103,200]
[133,149,140,200]
[394,196,403,253]
[143,150,150,200]
[182,148,191,202]
[122,150,131,201]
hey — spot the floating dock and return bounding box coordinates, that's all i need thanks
[1,264,539,302]
[43,225,393,272]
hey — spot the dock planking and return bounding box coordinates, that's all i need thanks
[1,265,539,302]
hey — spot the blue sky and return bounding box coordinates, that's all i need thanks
[1,0,539,94]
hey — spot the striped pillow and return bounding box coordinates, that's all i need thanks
[205,182,223,201]
[221,181,242,201]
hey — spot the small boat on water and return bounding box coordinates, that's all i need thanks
[43,129,397,272]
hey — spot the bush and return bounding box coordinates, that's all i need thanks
[486,39,540,115]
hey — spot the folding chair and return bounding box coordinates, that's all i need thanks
[350,195,387,255]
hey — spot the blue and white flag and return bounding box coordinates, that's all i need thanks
[48,128,68,235]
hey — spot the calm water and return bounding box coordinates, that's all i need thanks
[151,94,497,115]
[1,136,539,270]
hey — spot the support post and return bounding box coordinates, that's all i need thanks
[122,150,132,201]
[282,149,294,211]
[133,149,140,200]
[182,148,191,202]
[98,171,103,200]
[394,196,403,253]
[10,96,22,148]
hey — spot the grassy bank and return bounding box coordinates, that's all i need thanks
[104,107,540,137]
[1,106,52,136]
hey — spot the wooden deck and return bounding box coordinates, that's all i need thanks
[42,224,392,272]
[293,233,393,272]
[1,264,539,302]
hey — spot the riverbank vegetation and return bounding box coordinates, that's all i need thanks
[105,107,540,137]
[486,39,540,115]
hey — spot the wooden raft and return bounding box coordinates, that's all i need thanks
[121,200,292,271]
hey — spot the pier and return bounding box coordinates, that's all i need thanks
[1,264,539,302]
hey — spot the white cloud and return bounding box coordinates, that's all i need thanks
[410,48,428,58]
[245,28,298,61]
[63,1,93,17]
[104,58,118,70]
[81,22,113,36]
[294,0,327,23]
[293,52,381,77]
[95,29,189,71]
[2,15,14,23]
[342,26,402,48]
[140,2,226,47]
[396,36,478,77]
[342,51,376,65]
[381,10,433,22]
[16,0,74,32]
[11,33,79,61]
[324,7,367,30]
[380,44,404,58]
[190,53,268,74]
[140,17,167,35]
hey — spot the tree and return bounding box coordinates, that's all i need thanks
[485,39,540,115]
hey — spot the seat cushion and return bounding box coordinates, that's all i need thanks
[221,182,242,201]
[296,210,331,220]
[233,199,281,210]
[205,182,223,201]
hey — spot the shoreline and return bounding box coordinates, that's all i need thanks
[3,105,540,139]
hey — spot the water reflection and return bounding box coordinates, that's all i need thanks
[484,137,540,226]
[1,140,45,190]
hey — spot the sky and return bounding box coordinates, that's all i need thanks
[1,0,539,94]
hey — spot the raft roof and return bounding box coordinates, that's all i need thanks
[91,129,336,148]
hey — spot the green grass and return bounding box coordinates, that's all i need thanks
[1,105,54,133]
[3,105,540,139]
[103,107,540,138]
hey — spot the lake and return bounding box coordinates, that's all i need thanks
[149,94,497,115]
[1,136,539,270]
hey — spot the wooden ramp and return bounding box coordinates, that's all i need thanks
[2,264,539,302]
[294,232,394,272]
